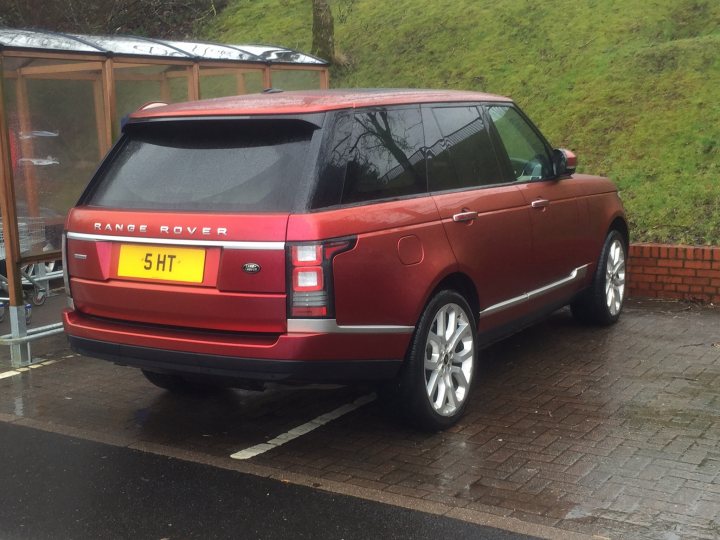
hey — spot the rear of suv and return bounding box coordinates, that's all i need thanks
[63,89,628,429]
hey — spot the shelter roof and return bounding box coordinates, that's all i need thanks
[0,28,327,65]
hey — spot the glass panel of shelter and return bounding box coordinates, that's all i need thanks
[199,67,264,99]
[1,43,328,260]
[113,63,192,137]
[271,69,322,91]
[2,56,105,257]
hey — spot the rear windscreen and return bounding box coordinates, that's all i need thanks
[86,120,317,212]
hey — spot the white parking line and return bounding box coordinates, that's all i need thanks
[231,393,377,460]
[0,359,59,380]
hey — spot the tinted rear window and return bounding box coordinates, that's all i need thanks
[342,107,426,204]
[86,120,317,212]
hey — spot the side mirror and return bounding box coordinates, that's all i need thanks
[552,148,577,177]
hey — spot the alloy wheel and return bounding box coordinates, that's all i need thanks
[605,239,626,316]
[423,303,474,417]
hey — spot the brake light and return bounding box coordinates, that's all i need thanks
[287,237,355,318]
[292,245,322,265]
[293,267,324,290]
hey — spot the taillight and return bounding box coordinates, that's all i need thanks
[287,237,355,318]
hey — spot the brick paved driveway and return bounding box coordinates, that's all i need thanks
[1,300,719,539]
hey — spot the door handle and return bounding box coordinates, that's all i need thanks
[452,210,478,222]
[531,198,550,209]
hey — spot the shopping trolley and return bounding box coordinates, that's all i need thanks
[0,216,57,323]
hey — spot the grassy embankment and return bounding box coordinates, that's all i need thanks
[206,0,720,245]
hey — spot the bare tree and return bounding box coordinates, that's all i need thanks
[311,0,335,63]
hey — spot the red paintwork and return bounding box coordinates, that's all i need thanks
[67,208,289,241]
[516,179,588,288]
[431,184,532,312]
[130,89,511,119]
[63,310,411,361]
[71,277,287,333]
[217,250,285,293]
[577,175,627,262]
[397,236,424,266]
[563,149,578,170]
[67,239,112,281]
[63,91,627,379]
[66,207,291,331]
[288,197,457,326]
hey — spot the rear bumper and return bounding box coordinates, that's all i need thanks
[68,336,402,381]
[63,310,410,382]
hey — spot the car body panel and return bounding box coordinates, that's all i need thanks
[430,185,533,314]
[66,207,291,331]
[289,196,456,326]
[63,310,411,363]
[62,89,627,385]
[516,178,589,287]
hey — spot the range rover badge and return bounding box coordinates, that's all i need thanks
[243,263,261,274]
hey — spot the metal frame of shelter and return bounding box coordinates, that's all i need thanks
[0,28,329,365]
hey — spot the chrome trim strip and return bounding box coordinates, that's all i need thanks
[527,264,588,300]
[287,319,415,334]
[479,292,529,318]
[73,253,88,260]
[480,264,589,318]
[66,232,285,250]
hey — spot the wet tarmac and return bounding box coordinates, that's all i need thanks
[1,297,719,539]
[0,422,531,540]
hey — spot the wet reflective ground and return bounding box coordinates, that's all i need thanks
[1,300,719,539]
[0,422,532,540]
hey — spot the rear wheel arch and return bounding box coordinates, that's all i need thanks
[397,288,478,430]
[422,272,480,327]
[397,272,479,371]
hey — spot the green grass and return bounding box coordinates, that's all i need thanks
[204,0,720,244]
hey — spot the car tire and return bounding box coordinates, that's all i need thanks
[571,230,627,325]
[398,290,477,431]
[141,369,220,394]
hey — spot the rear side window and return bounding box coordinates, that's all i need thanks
[311,111,353,210]
[341,107,426,204]
[86,120,317,212]
[426,106,504,191]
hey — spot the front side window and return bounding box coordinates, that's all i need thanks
[341,107,426,204]
[487,106,553,181]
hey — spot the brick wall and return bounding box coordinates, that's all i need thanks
[628,243,720,303]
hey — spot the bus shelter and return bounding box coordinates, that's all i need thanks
[0,28,329,364]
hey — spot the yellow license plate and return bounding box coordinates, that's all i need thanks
[117,244,206,283]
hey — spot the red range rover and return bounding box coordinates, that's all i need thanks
[63,89,627,429]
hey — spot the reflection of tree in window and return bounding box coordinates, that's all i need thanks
[427,106,503,191]
[312,112,353,209]
[342,107,425,204]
